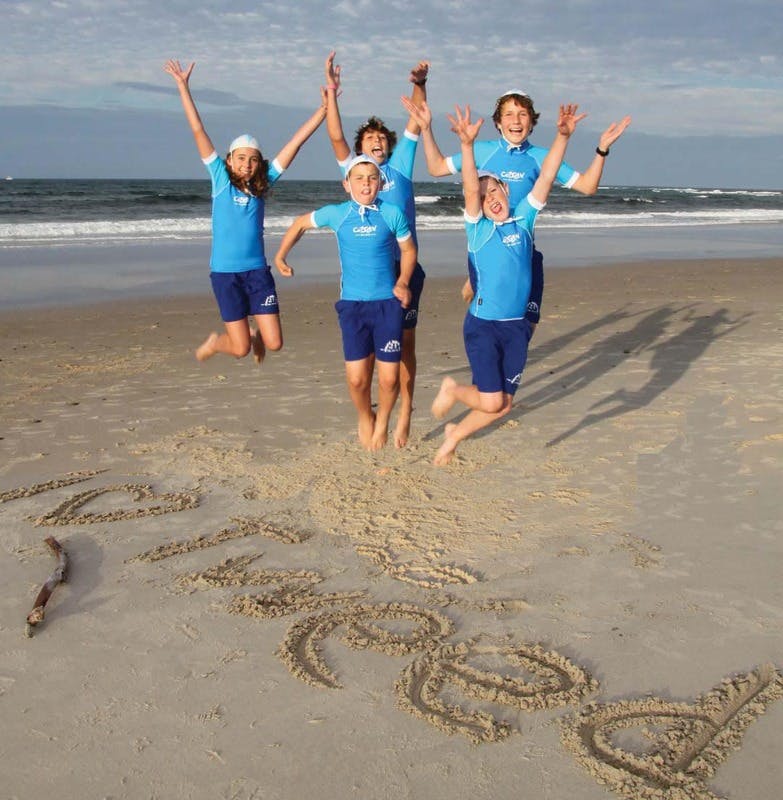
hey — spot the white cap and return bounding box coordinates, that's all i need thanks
[229,134,259,153]
[477,169,502,181]
[344,154,383,178]
[499,88,529,98]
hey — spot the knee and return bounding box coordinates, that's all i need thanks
[346,373,371,393]
[480,394,511,415]
[266,338,283,352]
[378,373,400,394]
[232,343,252,358]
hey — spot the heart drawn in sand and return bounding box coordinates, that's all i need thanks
[33,483,200,526]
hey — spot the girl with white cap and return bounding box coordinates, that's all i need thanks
[164,59,327,364]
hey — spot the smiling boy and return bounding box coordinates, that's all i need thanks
[274,155,416,451]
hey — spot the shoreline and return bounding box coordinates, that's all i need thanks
[1,223,781,311]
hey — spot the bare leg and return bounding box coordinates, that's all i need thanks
[196,319,253,361]
[433,400,511,466]
[394,327,417,448]
[372,360,401,451]
[251,313,283,364]
[344,357,376,450]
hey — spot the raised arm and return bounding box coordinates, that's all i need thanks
[400,96,452,178]
[163,59,215,160]
[530,104,586,206]
[273,213,316,277]
[404,61,430,136]
[273,89,328,171]
[324,51,352,162]
[570,115,632,195]
[447,104,484,218]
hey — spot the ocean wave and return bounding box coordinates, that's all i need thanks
[1,208,781,245]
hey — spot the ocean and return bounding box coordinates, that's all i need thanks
[1,179,782,246]
[0,178,781,310]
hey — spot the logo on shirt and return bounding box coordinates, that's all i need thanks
[233,195,250,207]
[404,309,418,321]
[380,178,396,192]
[527,300,540,313]
[502,232,522,247]
[353,225,377,236]
[381,339,401,353]
[500,169,526,181]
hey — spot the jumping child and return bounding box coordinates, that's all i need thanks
[273,155,417,452]
[324,51,429,448]
[164,59,327,363]
[429,102,584,465]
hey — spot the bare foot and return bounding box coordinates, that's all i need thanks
[433,423,459,466]
[431,376,457,419]
[393,414,411,449]
[251,330,266,365]
[370,426,388,451]
[358,413,376,450]
[195,332,219,362]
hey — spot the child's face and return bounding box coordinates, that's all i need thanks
[344,163,382,205]
[480,177,510,222]
[496,99,533,146]
[227,147,261,181]
[359,129,390,163]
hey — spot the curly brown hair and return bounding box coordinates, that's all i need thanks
[491,93,540,132]
[353,117,397,157]
[225,150,270,197]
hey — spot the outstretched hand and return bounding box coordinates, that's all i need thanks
[325,51,341,91]
[556,103,587,137]
[163,59,194,85]
[599,115,632,151]
[447,104,483,145]
[400,96,432,130]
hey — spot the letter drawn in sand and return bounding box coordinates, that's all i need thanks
[277,603,454,690]
[33,483,199,526]
[0,470,106,504]
[396,639,597,744]
[560,664,783,800]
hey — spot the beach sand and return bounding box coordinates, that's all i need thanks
[1,257,782,799]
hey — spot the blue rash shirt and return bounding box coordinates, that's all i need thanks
[203,152,283,273]
[465,193,544,321]
[311,198,411,301]
[447,137,578,206]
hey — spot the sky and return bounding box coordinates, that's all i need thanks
[1,0,782,187]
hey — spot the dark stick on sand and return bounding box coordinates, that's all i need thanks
[26,536,68,637]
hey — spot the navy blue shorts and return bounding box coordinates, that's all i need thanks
[335,297,404,363]
[463,314,533,395]
[396,261,426,330]
[210,267,279,322]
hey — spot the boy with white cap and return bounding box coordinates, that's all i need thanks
[164,58,327,364]
[324,51,429,448]
[274,155,417,451]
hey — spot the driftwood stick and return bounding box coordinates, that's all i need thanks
[26,536,68,636]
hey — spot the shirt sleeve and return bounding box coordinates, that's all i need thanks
[388,131,418,179]
[203,153,230,197]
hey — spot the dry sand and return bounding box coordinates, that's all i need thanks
[1,258,782,799]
